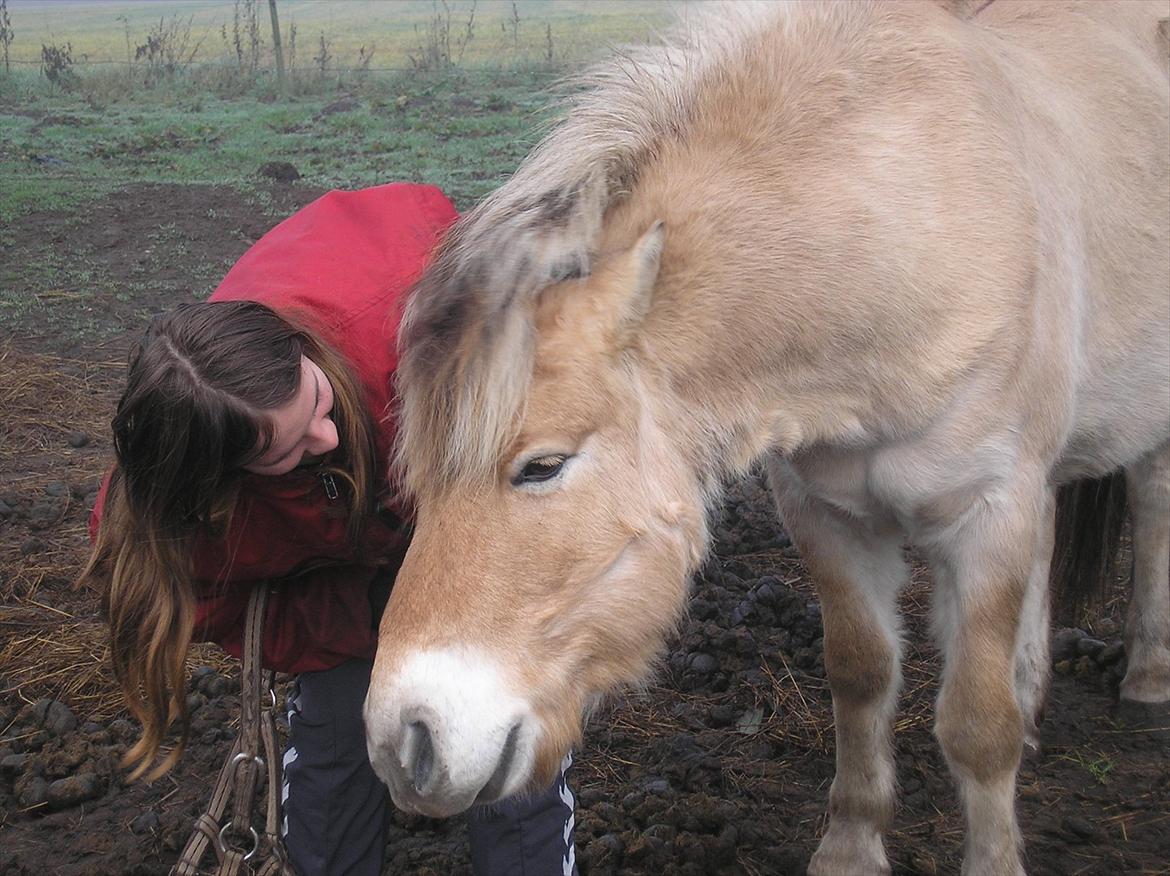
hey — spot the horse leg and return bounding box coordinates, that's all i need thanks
[928,481,1041,876]
[1013,489,1055,755]
[1121,441,1170,703]
[768,461,906,876]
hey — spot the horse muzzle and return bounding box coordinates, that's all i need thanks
[363,647,539,818]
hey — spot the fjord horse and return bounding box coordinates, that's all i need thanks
[366,2,1170,872]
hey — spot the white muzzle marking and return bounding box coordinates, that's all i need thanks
[364,647,538,818]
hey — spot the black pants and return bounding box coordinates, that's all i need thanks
[282,659,578,876]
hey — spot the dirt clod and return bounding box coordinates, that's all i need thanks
[257,161,301,182]
[131,810,161,835]
[42,701,78,736]
[47,773,102,809]
[16,775,49,809]
[18,537,45,556]
[1,754,31,776]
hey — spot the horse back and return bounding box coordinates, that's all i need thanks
[603,1,1168,480]
[983,1,1170,478]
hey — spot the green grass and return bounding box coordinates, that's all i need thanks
[1058,749,1115,786]
[0,66,564,222]
[0,66,567,347]
[0,1,673,351]
[0,172,91,223]
[0,0,674,221]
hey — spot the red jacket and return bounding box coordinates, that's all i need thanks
[91,183,458,672]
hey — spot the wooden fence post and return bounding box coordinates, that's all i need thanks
[268,0,287,93]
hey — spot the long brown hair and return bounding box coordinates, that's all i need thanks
[78,300,378,780]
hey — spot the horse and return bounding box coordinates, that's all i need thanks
[364,1,1170,872]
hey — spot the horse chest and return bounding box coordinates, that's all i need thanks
[783,436,1019,539]
[783,449,892,524]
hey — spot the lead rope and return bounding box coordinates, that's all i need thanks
[172,583,296,876]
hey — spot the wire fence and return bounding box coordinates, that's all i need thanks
[1,0,673,79]
[3,56,529,73]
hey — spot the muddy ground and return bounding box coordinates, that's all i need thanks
[1,185,1167,875]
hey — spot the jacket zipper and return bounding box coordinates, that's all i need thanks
[319,471,339,501]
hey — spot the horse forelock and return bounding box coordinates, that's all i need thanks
[393,210,596,499]
[392,0,800,498]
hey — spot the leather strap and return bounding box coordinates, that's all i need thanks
[172,584,296,876]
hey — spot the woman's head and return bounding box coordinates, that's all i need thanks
[85,299,377,780]
[114,300,338,529]
[242,356,338,476]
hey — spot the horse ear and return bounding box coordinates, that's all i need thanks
[612,220,665,347]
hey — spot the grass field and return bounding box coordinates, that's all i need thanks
[0,1,675,218]
[3,0,672,70]
[0,69,564,342]
[0,1,675,347]
[1,68,566,219]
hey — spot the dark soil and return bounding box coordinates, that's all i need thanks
[1,182,324,359]
[2,185,1167,876]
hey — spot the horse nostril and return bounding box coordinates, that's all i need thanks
[475,721,522,804]
[405,720,435,794]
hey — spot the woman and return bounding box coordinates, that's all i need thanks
[80,183,578,876]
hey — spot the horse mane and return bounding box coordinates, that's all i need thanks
[392,1,835,499]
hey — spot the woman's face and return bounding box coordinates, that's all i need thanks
[243,356,338,476]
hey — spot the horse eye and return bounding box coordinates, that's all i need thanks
[514,454,568,485]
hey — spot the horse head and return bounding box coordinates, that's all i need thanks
[365,219,709,817]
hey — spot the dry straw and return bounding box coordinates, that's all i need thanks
[0,345,236,721]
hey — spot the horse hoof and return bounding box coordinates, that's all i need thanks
[808,827,890,876]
